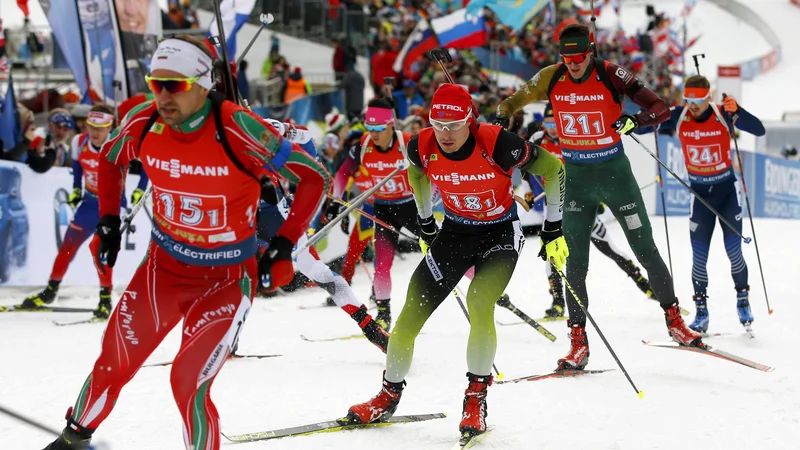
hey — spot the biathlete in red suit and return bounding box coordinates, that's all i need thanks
[43,35,330,450]
[342,84,567,441]
[324,97,417,332]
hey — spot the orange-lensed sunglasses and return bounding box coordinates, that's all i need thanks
[560,51,590,65]
[144,70,209,94]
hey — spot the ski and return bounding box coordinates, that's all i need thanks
[495,296,556,342]
[700,332,735,338]
[0,305,97,313]
[222,412,447,443]
[496,369,614,385]
[144,354,282,368]
[451,427,494,449]
[642,340,774,372]
[300,333,365,342]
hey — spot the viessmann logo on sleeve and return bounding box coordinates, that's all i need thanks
[145,156,230,178]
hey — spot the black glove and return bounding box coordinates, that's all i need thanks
[340,213,351,234]
[417,215,439,254]
[95,215,122,268]
[596,203,606,215]
[258,235,295,289]
[537,220,564,262]
[322,200,342,225]
[494,115,510,130]
[613,114,639,135]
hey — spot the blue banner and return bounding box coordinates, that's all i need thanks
[251,90,344,125]
[40,0,89,100]
[472,47,541,80]
[655,132,800,219]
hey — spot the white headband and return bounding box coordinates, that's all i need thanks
[150,38,213,89]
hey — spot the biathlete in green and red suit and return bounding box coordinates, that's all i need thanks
[342,84,568,440]
[496,23,703,372]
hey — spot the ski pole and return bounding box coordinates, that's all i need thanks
[0,404,109,449]
[121,185,152,233]
[554,267,645,399]
[722,94,772,315]
[652,130,674,278]
[628,134,752,243]
[236,13,275,68]
[452,286,504,380]
[358,256,373,283]
[495,294,557,342]
[329,193,419,241]
[293,165,405,258]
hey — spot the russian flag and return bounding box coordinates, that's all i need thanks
[393,19,440,74]
[430,9,487,49]
[207,0,257,58]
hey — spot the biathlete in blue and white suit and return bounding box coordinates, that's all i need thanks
[661,75,765,334]
[258,118,389,352]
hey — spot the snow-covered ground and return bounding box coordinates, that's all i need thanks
[1,217,797,449]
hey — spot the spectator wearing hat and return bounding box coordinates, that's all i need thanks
[392,80,425,120]
[47,108,77,167]
[71,104,92,135]
[282,67,312,104]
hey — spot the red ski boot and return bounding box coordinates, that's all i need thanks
[557,323,589,370]
[344,372,405,424]
[459,372,492,438]
[345,304,390,353]
[665,303,703,346]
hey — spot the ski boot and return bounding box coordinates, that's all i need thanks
[630,267,654,298]
[344,372,405,424]
[20,281,60,309]
[325,296,336,307]
[91,288,113,321]
[348,304,390,352]
[375,299,391,332]
[459,372,492,439]
[688,293,709,333]
[43,408,94,450]
[543,273,565,320]
[736,286,754,337]
[665,302,703,346]
[557,323,589,370]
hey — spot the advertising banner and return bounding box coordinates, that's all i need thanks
[76,0,128,105]
[112,0,161,100]
[0,161,152,287]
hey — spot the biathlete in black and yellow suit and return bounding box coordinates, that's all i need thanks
[497,23,703,373]
[343,84,567,441]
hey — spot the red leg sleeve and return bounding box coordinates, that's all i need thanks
[341,229,370,284]
[71,244,185,429]
[170,263,255,450]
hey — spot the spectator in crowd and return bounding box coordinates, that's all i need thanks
[47,109,76,167]
[70,104,91,135]
[401,115,424,136]
[282,67,312,103]
[270,32,280,57]
[340,60,366,120]
[238,59,251,103]
[1,104,58,173]
[392,80,425,120]
[333,37,348,82]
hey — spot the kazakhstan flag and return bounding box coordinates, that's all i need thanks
[465,0,550,32]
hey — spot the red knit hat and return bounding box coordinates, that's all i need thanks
[429,84,473,122]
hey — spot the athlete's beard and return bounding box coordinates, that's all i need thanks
[158,103,188,125]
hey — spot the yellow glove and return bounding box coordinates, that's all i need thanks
[418,215,439,255]
[131,188,145,206]
[613,115,638,136]
[538,220,569,271]
[67,187,82,208]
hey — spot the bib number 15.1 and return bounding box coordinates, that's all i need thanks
[156,188,228,231]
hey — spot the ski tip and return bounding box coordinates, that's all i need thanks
[637,390,646,399]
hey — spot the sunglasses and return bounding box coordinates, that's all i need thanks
[365,124,388,132]
[145,70,209,94]
[684,96,709,105]
[543,122,556,129]
[560,52,589,64]
[429,116,469,132]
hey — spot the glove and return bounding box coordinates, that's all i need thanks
[494,115,510,130]
[538,220,569,271]
[613,115,638,135]
[524,192,535,209]
[340,213,351,234]
[596,203,606,215]
[131,188,145,206]
[722,94,738,114]
[417,215,439,255]
[95,215,122,269]
[68,187,82,208]
[258,235,295,289]
[322,200,342,225]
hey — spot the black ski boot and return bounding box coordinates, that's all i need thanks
[375,299,391,332]
[349,305,390,352]
[43,408,94,450]
[20,280,60,309]
[92,288,113,321]
[629,266,654,298]
[543,272,565,320]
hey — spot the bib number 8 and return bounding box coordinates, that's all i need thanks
[560,112,604,137]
